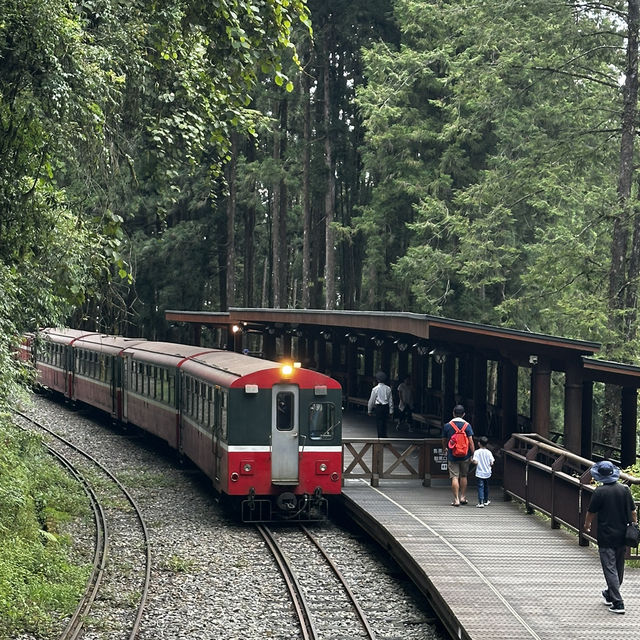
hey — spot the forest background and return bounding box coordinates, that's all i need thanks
[4,0,640,411]
[3,2,640,632]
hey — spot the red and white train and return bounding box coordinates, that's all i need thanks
[30,328,343,521]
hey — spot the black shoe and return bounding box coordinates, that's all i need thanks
[602,590,612,605]
[609,602,625,614]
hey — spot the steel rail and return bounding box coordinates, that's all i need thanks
[46,447,109,640]
[255,524,318,640]
[300,524,377,640]
[13,410,152,640]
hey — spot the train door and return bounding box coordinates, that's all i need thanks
[271,384,299,484]
[121,355,131,423]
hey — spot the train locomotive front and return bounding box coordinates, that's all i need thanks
[180,352,343,522]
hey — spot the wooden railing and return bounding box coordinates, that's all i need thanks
[503,433,640,558]
[342,437,448,487]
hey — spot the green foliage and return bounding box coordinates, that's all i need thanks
[0,417,89,637]
[357,0,624,341]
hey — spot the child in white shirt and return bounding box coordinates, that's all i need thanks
[472,436,495,508]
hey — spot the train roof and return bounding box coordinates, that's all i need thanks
[73,334,148,356]
[125,342,341,390]
[121,341,218,366]
[39,328,100,345]
[184,350,342,390]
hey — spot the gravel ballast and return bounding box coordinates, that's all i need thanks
[21,394,446,640]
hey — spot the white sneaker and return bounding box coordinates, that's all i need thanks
[484,501,491,506]
[476,503,484,508]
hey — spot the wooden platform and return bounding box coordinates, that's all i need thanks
[341,479,640,640]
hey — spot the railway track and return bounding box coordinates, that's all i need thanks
[13,410,151,640]
[257,523,377,640]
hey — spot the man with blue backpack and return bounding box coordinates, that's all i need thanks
[442,405,475,506]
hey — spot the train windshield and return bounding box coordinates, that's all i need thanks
[276,392,294,430]
[309,402,336,440]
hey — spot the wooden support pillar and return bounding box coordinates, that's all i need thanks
[282,333,292,359]
[226,325,236,351]
[398,349,409,381]
[621,387,637,468]
[413,352,425,413]
[460,353,474,403]
[500,360,518,441]
[381,342,392,378]
[317,337,328,373]
[473,354,488,434]
[443,357,456,418]
[563,361,583,455]
[364,344,374,380]
[581,381,594,460]
[331,339,342,375]
[263,332,277,360]
[531,357,551,439]
[347,342,358,398]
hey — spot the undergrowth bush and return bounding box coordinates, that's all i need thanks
[625,463,640,502]
[0,413,89,638]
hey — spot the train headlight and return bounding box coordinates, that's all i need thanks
[281,363,294,377]
[316,460,329,474]
[240,460,254,475]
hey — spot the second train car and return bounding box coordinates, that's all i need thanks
[33,328,343,521]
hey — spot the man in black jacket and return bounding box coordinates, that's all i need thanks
[584,460,637,615]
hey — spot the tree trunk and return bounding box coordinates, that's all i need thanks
[323,31,336,310]
[608,0,639,344]
[225,133,238,310]
[279,99,288,306]
[623,0,640,344]
[603,0,639,443]
[272,100,282,309]
[302,44,312,310]
[243,139,257,306]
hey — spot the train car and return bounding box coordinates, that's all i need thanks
[35,328,100,398]
[70,334,147,420]
[16,332,35,363]
[122,342,342,521]
[178,350,342,522]
[121,341,214,449]
[33,329,343,522]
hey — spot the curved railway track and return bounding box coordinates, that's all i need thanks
[257,523,377,640]
[13,410,152,640]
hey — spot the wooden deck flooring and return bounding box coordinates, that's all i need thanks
[341,479,639,640]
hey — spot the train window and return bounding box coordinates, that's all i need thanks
[220,390,228,438]
[276,392,294,431]
[206,386,213,429]
[185,377,191,415]
[133,361,139,393]
[152,366,158,399]
[309,403,336,440]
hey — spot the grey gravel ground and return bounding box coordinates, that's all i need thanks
[21,393,447,640]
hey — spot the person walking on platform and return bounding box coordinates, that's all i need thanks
[471,436,494,507]
[397,375,414,431]
[367,371,393,438]
[583,460,637,615]
[442,405,474,506]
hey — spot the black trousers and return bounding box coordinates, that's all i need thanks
[374,404,389,438]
